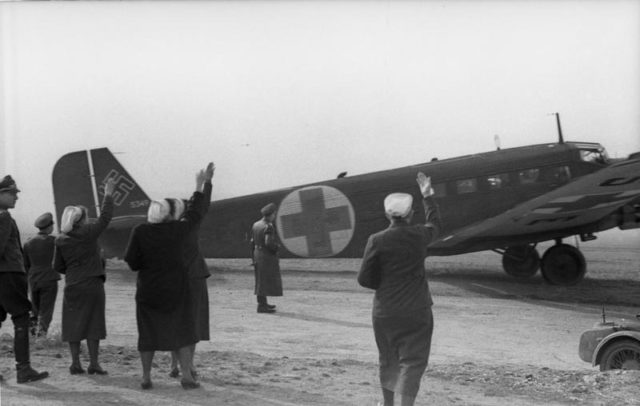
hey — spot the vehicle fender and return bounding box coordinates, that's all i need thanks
[592,331,640,366]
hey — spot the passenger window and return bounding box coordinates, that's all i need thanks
[543,166,571,185]
[456,178,477,194]
[486,173,510,190]
[518,169,540,185]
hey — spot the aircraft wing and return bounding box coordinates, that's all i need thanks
[430,157,640,252]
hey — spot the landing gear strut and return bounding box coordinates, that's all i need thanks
[540,240,586,286]
[500,245,540,278]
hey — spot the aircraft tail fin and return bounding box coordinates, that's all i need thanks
[52,148,151,230]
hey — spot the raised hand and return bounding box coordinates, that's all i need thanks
[104,178,116,196]
[204,162,215,181]
[196,169,206,191]
[417,171,434,197]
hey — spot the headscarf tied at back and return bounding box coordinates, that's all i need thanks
[60,205,87,233]
[147,198,186,224]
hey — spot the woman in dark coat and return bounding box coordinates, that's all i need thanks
[53,178,115,375]
[168,173,213,379]
[124,163,213,390]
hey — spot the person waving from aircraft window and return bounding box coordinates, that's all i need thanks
[53,177,116,377]
[358,171,441,406]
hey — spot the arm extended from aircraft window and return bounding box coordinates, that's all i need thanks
[421,196,441,239]
[417,172,441,239]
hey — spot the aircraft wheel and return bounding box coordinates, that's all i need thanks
[540,244,586,285]
[502,245,540,278]
[599,339,640,371]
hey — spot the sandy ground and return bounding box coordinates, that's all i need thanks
[1,244,640,405]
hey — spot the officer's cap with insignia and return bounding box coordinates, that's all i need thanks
[35,212,54,230]
[0,175,20,193]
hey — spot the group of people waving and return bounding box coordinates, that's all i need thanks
[53,162,215,390]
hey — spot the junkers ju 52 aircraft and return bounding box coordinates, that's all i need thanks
[52,116,640,286]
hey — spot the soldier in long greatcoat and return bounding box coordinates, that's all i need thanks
[251,203,283,313]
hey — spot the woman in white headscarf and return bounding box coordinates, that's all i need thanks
[124,163,213,390]
[53,178,115,376]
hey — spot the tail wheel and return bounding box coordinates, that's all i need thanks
[502,245,540,278]
[599,339,640,371]
[540,243,586,285]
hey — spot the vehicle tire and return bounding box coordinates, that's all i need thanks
[502,245,540,278]
[599,339,640,371]
[540,244,586,286]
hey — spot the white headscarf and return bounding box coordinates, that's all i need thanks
[384,193,413,219]
[60,205,86,233]
[147,200,171,224]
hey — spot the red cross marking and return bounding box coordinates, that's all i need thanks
[279,187,353,257]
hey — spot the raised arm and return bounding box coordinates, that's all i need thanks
[81,178,116,239]
[201,162,214,211]
[183,162,215,226]
[417,171,441,239]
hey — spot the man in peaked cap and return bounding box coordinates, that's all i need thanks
[250,202,282,313]
[0,175,49,383]
[23,212,60,337]
[358,172,441,406]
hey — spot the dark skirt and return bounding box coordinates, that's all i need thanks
[136,280,196,352]
[373,308,434,397]
[61,277,106,342]
[190,277,210,341]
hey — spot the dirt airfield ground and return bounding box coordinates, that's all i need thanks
[1,243,640,405]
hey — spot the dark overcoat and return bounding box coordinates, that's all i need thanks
[124,189,206,351]
[251,218,282,297]
[53,195,113,342]
[183,181,211,341]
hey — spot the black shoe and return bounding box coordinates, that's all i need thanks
[17,366,49,384]
[257,305,276,314]
[88,366,108,375]
[69,365,85,375]
[267,304,276,309]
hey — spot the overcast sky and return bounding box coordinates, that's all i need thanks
[1,0,639,243]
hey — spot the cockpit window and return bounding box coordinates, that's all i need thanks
[580,148,609,164]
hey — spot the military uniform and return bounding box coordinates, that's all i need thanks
[358,194,440,398]
[251,203,282,312]
[0,175,48,383]
[23,213,60,336]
